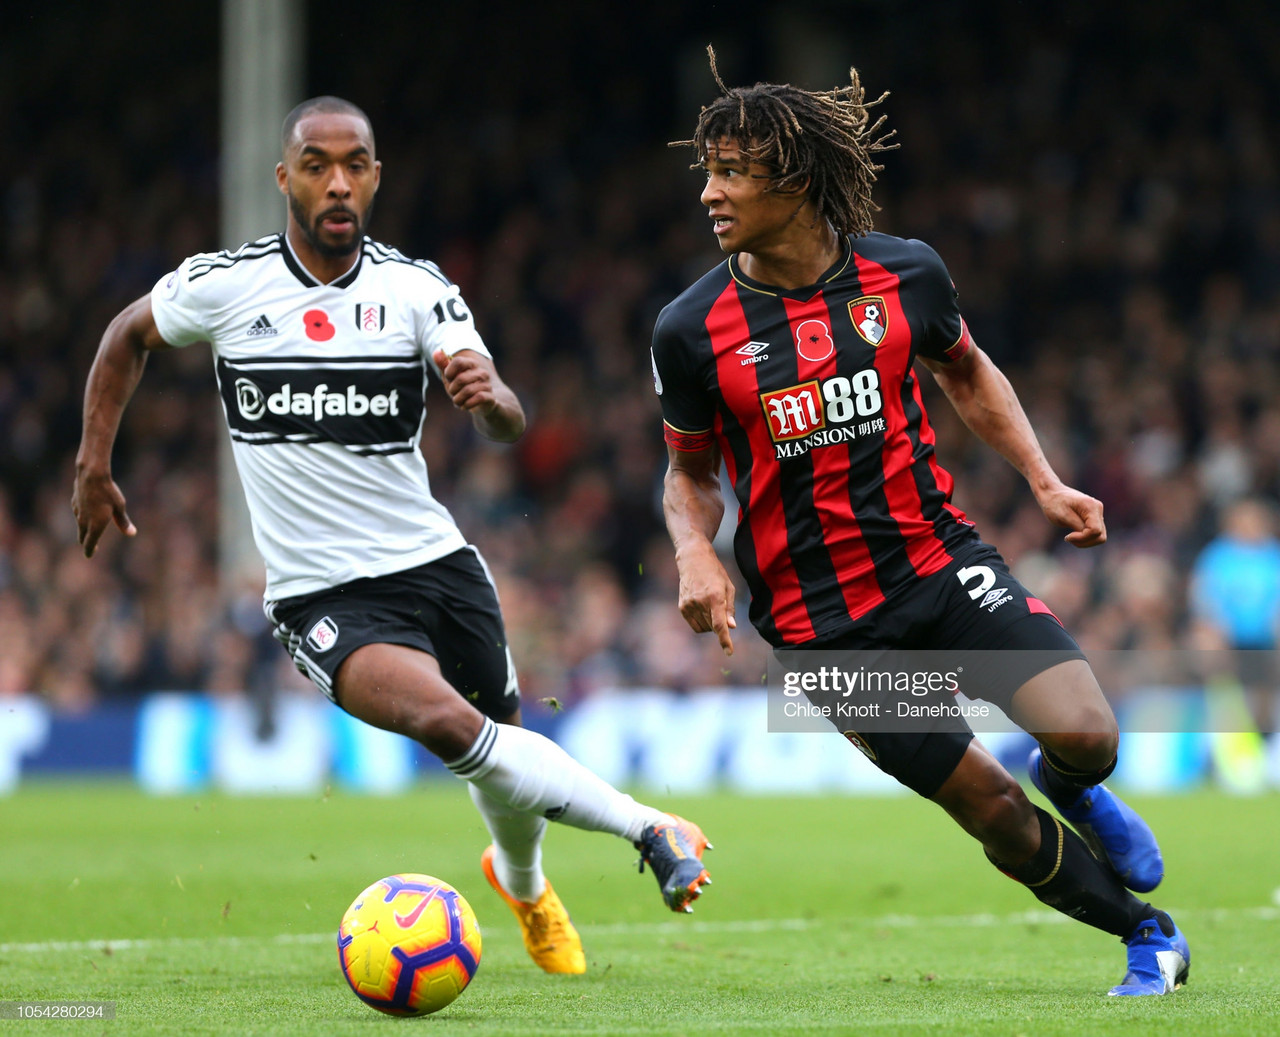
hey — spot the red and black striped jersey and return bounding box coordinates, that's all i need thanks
[652,232,979,647]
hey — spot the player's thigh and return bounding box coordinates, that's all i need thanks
[776,639,974,798]
[426,547,521,721]
[266,573,485,755]
[266,579,438,705]
[928,549,1117,762]
[1008,659,1118,765]
[929,547,1087,711]
[335,642,485,757]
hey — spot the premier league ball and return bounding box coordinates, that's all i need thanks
[337,874,482,1016]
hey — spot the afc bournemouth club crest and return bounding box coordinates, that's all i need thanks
[355,302,386,334]
[843,730,877,762]
[848,296,888,346]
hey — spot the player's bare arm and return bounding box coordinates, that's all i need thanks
[663,442,737,655]
[920,344,1106,548]
[73,294,175,557]
[431,349,525,442]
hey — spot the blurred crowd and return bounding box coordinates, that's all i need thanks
[2,1,1278,725]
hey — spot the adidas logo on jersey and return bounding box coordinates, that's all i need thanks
[246,314,279,337]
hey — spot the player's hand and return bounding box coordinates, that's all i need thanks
[677,545,738,655]
[72,468,137,558]
[1036,483,1106,548]
[432,349,498,414]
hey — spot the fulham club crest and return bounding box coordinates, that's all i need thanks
[848,296,888,346]
[355,302,386,334]
[307,616,339,653]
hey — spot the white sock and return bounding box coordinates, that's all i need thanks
[447,719,667,843]
[469,783,546,903]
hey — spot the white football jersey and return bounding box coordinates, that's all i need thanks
[151,232,492,600]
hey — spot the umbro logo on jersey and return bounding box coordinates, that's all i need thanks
[736,340,770,365]
[246,314,279,337]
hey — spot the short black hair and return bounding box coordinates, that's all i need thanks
[281,96,375,155]
[672,47,896,237]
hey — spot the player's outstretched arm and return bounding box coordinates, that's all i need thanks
[663,443,737,655]
[921,344,1106,548]
[73,295,171,557]
[431,349,525,442]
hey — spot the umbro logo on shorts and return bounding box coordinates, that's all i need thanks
[979,586,1010,610]
[957,564,1014,612]
[307,616,339,652]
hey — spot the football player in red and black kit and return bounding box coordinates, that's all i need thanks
[653,50,1188,996]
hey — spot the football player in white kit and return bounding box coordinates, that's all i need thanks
[72,96,711,975]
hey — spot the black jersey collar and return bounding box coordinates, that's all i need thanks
[728,235,853,298]
[279,232,366,289]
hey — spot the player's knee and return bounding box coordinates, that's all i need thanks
[969,776,1034,847]
[1046,725,1118,772]
[943,764,1036,858]
[937,747,1033,847]
[400,696,484,760]
[977,778,1029,834]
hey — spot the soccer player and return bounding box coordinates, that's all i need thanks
[652,53,1187,996]
[73,96,710,976]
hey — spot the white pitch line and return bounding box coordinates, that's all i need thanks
[1,905,1274,956]
[0,932,335,955]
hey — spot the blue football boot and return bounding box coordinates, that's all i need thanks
[1108,914,1190,996]
[1028,747,1164,892]
[635,815,712,913]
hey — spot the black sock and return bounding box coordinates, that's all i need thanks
[1037,744,1116,803]
[988,806,1168,938]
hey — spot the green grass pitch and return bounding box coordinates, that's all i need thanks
[0,781,1276,1035]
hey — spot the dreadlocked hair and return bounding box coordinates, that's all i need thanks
[671,46,897,237]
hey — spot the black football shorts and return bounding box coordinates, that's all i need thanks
[265,546,520,720]
[778,540,1085,798]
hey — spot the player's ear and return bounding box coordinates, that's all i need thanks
[276,162,288,195]
[372,159,382,192]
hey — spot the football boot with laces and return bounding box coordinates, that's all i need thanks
[481,845,586,974]
[1108,912,1189,996]
[635,815,712,913]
